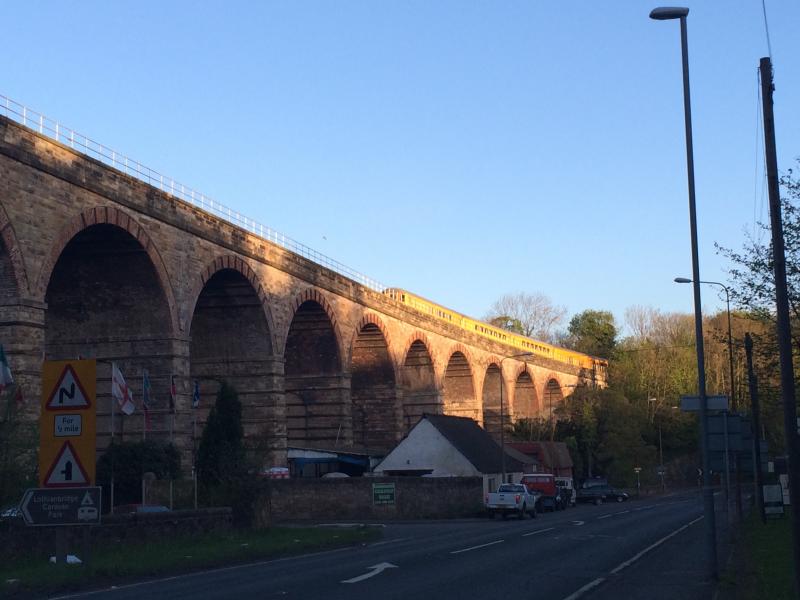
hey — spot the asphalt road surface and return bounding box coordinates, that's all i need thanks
[54,490,728,600]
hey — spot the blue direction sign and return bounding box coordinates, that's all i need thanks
[20,487,101,526]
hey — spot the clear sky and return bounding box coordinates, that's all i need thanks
[3,1,799,335]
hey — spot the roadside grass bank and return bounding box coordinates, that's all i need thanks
[721,510,794,599]
[1,525,382,597]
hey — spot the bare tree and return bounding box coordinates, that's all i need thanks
[484,292,566,342]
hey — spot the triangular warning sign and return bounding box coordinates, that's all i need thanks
[46,365,92,411]
[81,491,95,506]
[43,441,90,487]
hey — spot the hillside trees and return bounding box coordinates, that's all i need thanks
[564,309,618,358]
[484,292,566,343]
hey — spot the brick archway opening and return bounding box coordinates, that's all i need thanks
[400,339,439,432]
[482,364,502,442]
[351,323,399,452]
[443,351,477,420]
[44,223,173,449]
[189,268,274,454]
[544,378,564,435]
[285,300,346,448]
[513,371,539,438]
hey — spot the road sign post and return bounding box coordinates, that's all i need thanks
[20,487,102,526]
[39,360,97,488]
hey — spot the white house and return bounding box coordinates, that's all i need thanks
[373,414,537,496]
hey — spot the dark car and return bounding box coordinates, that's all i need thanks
[576,485,628,505]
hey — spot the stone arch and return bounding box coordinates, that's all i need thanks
[188,259,279,462]
[187,254,277,352]
[285,288,345,369]
[513,367,539,421]
[481,361,503,440]
[284,289,349,448]
[43,217,176,450]
[347,312,394,368]
[543,376,565,421]
[0,201,30,298]
[36,206,179,334]
[442,347,478,420]
[399,332,439,431]
[349,314,400,451]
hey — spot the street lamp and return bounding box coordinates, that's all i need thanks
[651,6,718,579]
[674,278,735,409]
[499,352,533,482]
[675,276,736,520]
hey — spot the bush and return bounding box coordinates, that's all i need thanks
[96,439,181,510]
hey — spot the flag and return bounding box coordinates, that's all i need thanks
[142,369,152,431]
[111,362,135,415]
[192,380,200,409]
[169,374,177,413]
[0,345,13,392]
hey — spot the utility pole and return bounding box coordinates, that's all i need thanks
[745,333,765,524]
[760,56,800,596]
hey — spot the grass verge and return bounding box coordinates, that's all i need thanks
[1,525,382,597]
[721,510,794,599]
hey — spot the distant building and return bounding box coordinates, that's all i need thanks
[374,414,537,495]
[507,441,574,478]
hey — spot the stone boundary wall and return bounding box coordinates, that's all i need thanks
[257,477,484,524]
[0,507,232,562]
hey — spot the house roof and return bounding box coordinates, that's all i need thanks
[507,441,574,471]
[423,414,526,474]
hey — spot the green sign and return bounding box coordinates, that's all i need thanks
[372,483,395,505]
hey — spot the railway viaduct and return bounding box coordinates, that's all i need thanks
[0,111,599,467]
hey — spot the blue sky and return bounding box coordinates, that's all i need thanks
[4,1,799,335]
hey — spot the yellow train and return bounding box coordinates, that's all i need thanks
[384,288,607,377]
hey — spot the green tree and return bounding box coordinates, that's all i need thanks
[196,381,245,486]
[566,309,618,358]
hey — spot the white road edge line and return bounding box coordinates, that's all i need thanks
[560,515,704,600]
[615,510,630,515]
[597,514,612,520]
[450,539,504,554]
[610,515,704,575]
[522,527,555,537]
[561,577,606,600]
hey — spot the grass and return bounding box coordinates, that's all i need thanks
[723,510,796,599]
[1,525,382,597]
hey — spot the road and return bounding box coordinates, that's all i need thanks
[54,490,727,600]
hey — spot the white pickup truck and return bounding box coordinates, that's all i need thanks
[485,483,538,519]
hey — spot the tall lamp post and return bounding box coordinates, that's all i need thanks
[675,277,735,518]
[499,352,533,482]
[651,6,718,579]
[674,278,735,409]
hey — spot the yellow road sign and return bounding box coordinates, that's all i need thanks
[40,360,96,487]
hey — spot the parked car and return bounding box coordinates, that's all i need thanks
[485,483,538,519]
[576,485,629,505]
[520,473,565,511]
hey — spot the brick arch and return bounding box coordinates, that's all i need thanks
[443,343,474,375]
[541,374,565,417]
[36,206,179,334]
[400,331,439,382]
[347,312,394,367]
[0,201,30,297]
[187,254,277,351]
[286,287,345,371]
